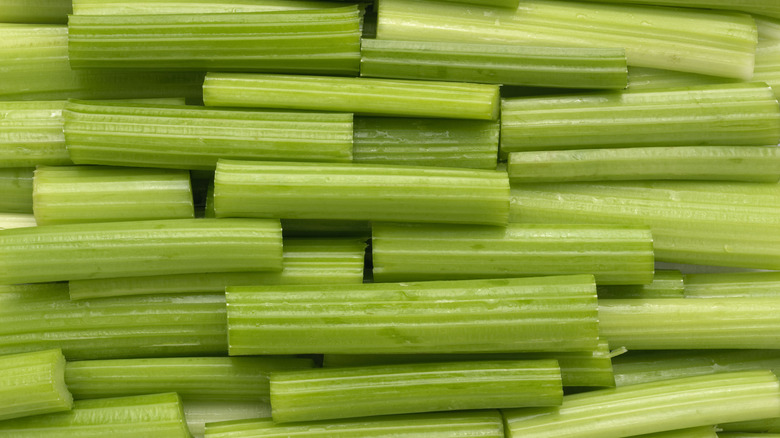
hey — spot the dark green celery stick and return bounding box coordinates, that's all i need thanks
[0,214,35,230]
[214,160,509,226]
[0,218,282,284]
[270,360,561,422]
[0,0,71,23]
[281,219,372,238]
[685,272,780,298]
[721,419,780,433]
[0,393,190,437]
[627,67,736,90]
[360,39,627,89]
[754,45,780,98]
[633,427,717,438]
[371,223,653,285]
[503,371,780,438]
[0,101,69,167]
[500,83,780,157]
[72,0,346,14]
[203,73,500,120]
[64,101,353,170]
[598,270,684,299]
[227,275,599,355]
[0,168,32,214]
[352,117,499,170]
[0,349,72,421]
[187,400,271,438]
[376,0,758,79]
[569,0,780,20]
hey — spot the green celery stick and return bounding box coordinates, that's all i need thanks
[719,434,780,438]
[64,101,353,170]
[569,0,780,20]
[438,0,520,7]
[270,360,562,422]
[376,0,758,79]
[203,73,500,120]
[633,427,717,438]
[0,393,190,437]
[281,219,372,238]
[758,15,780,42]
[186,400,271,438]
[214,160,509,226]
[0,218,282,284]
[227,275,599,355]
[0,214,35,230]
[360,39,627,89]
[72,0,346,14]
[754,45,780,98]
[685,272,780,298]
[503,370,780,438]
[627,67,736,90]
[352,117,499,170]
[500,83,780,157]
[721,420,780,433]
[0,101,69,167]
[371,223,653,285]
[598,270,684,299]
[0,0,71,23]
[0,168,32,214]
[0,349,72,421]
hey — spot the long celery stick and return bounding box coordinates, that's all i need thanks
[360,39,628,89]
[754,45,780,98]
[0,168,32,214]
[571,0,780,20]
[270,360,562,422]
[0,349,72,421]
[0,393,190,437]
[0,214,35,230]
[627,67,735,90]
[635,427,717,438]
[371,223,653,285]
[500,83,780,157]
[0,102,68,167]
[352,117,499,170]
[0,0,71,23]
[0,218,282,284]
[214,160,509,226]
[64,101,353,170]
[227,275,599,354]
[72,0,346,14]
[598,270,684,299]
[203,73,500,120]
[186,400,271,438]
[376,0,758,79]
[503,371,780,438]
[685,272,780,298]
[507,147,780,183]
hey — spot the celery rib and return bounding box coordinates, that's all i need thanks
[0,102,69,167]
[627,67,736,91]
[572,0,780,20]
[0,168,32,214]
[0,349,72,421]
[685,272,780,298]
[72,0,347,14]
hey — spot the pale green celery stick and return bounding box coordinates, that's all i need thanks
[73,0,345,14]
[0,349,72,421]
[754,45,780,98]
[281,219,372,238]
[186,400,271,438]
[509,181,780,269]
[227,275,599,355]
[500,83,780,157]
[68,238,366,299]
[376,0,757,79]
[627,67,736,90]
[0,283,226,359]
[360,39,627,89]
[503,370,780,438]
[0,214,35,230]
[685,272,780,298]
[372,223,653,285]
[0,218,282,284]
[0,393,190,437]
[0,168,32,214]
[0,0,70,23]
[0,101,68,167]
[352,117,499,170]
[64,101,353,170]
[598,270,684,299]
[204,411,505,438]
[719,434,780,438]
[203,73,500,120]
[566,0,780,20]
[214,160,509,226]
[721,419,780,433]
[634,427,717,438]
[757,15,780,43]
[270,360,561,422]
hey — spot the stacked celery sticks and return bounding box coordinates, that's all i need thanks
[1,0,780,436]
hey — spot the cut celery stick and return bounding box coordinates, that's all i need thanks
[754,45,780,98]
[64,101,353,170]
[376,0,758,79]
[503,370,780,438]
[685,272,780,298]
[270,360,562,422]
[281,219,372,238]
[508,147,780,183]
[633,427,717,438]
[598,270,684,299]
[0,0,71,23]
[0,214,35,230]
[0,168,32,214]
[0,101,69,167]
[203,73,500,120]
[214,160,509,226]
[500,83,780,157]
[372,223,653,285]
[627,67,736,90]
[360,39,627,89]
[0,349,72,421]
[721,419,780,433]
[227,275,599,355]
[0,218,282,284]
[0,393,190,437]
[72,0,346,14]
[570,0,780,20]
[352,117,499,170]
[186,400,271,438]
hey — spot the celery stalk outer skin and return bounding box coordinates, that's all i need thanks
[0,168,32,214]
[0,349,72,421]
[598,270,684,299]
[685,272,780,298]
[0,101,69,167]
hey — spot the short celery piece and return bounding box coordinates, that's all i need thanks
[503,370,780,438]
[360,39,628,89]
[72,0,346,14]
[685,271,780,298]
[214,160,510,226]
[187,400,271,438]
[0,349,72,421]
[203,73,500,120]
[270,360,562,422]
[0,101,69,167]
[227,275,599,355]
[633,427,717,438]
[376,0,758,79]
[0,0,71,23]
[626,67,737,90]
[0,168,32,214]
[0,214,35,230]
[0,393,190,437]
[371,223,654,285]
[571,0,780,20]
[598,270,685,299]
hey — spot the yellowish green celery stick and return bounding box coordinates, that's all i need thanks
[72,0,346,14]
[0,393,190,438]
[0,168,32,214]
[186,400,271,438]
[721,418,780,433]
[0,0,70,23]
[0,214,35,230]
[627,67,736,90]
[203,73,500,120]
[281,219,372,238]
[754,45,780,98]
[0,102,69,167]
[214,160,509,226]
[569,0,780,20]
[353,117,499,169]
[0,349,72,421]
[376,0,758,79]
[360,39,627,89]
[227,275,599,355]
[503,371,780,438]
[633,427,717,438]
[685,272,780,298]
[270,360,562,422]
[598,270,684,299]
[372,223,653,285]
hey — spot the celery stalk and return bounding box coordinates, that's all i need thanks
[72,0,347,14]
[633,427,717,438]
[186,400,271,438]
[627,67,735,90]
[598,270,685,299]
[0,214,35,230]
[0,168,32,214]
[570,0,780,20]
[721,419,780,433]
[0,349,72,421]
[758,15,780,43]
[754,45,780,98]
[0,0,71,23]
[0,101,69,167]
[685,272,780,298]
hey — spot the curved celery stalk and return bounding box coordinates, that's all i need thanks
[627,67,736,90]
[0,0,70,23]
[598,270,684,299]
[72,0,347,14]
[203,73,500,120]
[0,168,32,214]
[634,427,717,438]
[186,400,271,438]
[0,349,72,421]
[569,0,780,20]
[685,272,780,298]
[0,214,35,230]
[0,102,68,167]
